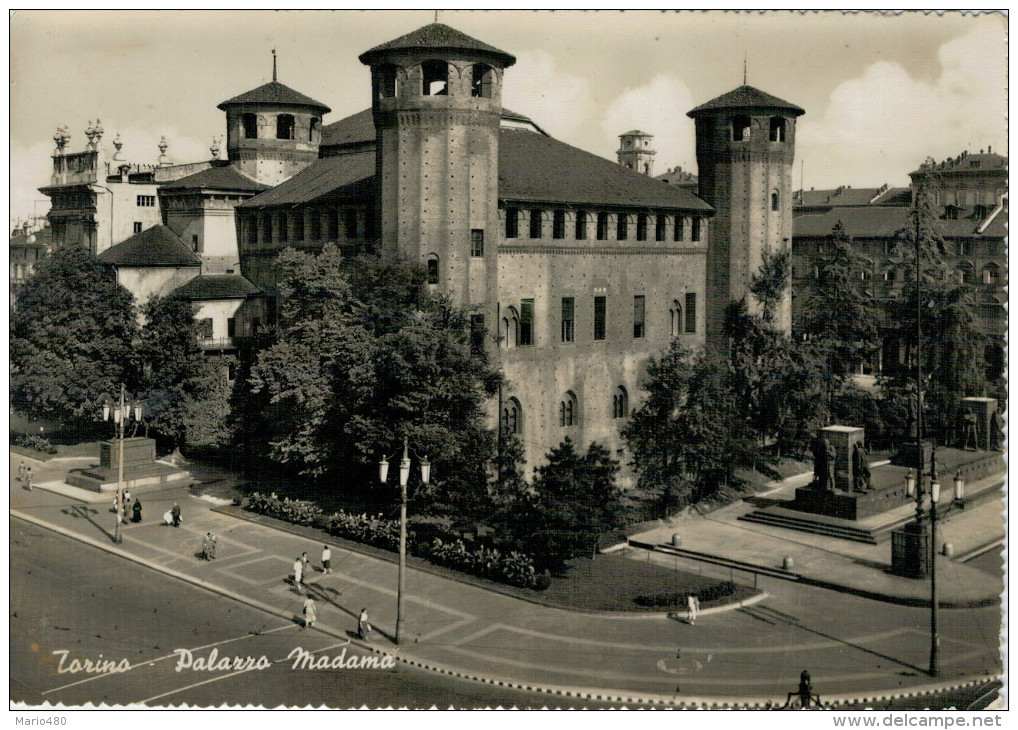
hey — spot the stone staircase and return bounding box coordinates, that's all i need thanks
[737,506,907,544]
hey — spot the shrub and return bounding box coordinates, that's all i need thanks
[421,538,542,589]
[633,582,737,608]
[10,431,57,454]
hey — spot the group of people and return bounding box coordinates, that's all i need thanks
[201,531,218,560]
[16,461,33,490]
[291,544,371,639]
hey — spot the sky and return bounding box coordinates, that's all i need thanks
[9,9,1008,223]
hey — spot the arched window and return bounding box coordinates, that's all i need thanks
[378,64,398,98]
[529,209,543,239]
[596,212,609,241]
[471,64,495,98]
[575,211,587,240]
[309,118,320,142]
[956,261,974,284]
[276,114,295,140]
[427,255,440,285]
[636,214,648,241]
[617,213,628,240]
[613,386,629,419]
[503,306,520,348]
[560,391,578,427]
[883,268,896,283]
[422,60,448,96]
[505,207,519,238]
[771,190,779,211]
[670,299,682,337]
[769,117,786,142]
[982,263,1000,285]
[502,397,522,435]
[242,113,258,139]
[732,115,751,142]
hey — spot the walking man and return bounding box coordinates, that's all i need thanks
[321,545,332,574]
[301,551,310,577]
[17,460,26,487]
[24,466,33,491]
[171,502,181,527]
[302,596,317,629]
[687,593,697,625]
[293,556,304,594]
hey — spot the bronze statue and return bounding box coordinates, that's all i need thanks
[852,442,872,492]
[824,439,837,491]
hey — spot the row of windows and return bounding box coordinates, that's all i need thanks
[136,195,156,207]
[800,260,1003,286]
[241,113,320,142]
[506,209,703,243]
[377,62,496,99]
[501,293,696,347]
[244,209,373,245]
[799,238,1000,259]
[500,385,631,436]
[732,116,787,143]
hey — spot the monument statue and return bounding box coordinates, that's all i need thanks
[961,410,978,450]
[990,410,1004,451]
[824,439,837,491]
[852,442,872,493]
[810,434,827,490]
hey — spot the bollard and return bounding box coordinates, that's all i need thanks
[782,556,794,571]
[672,533,681,548]
[942,542,954,557]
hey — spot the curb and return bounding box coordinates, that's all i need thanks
[11,509,999,709]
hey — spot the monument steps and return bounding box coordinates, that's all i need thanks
[737,506,908,544]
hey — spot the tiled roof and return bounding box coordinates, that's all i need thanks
[688,84,804,117]
[795,187,885,208]
[358,23,515,67]
[498,129,711,211]
[871,187,912,206]
[97,225,201,267]
[911,151,1007,176]
[159,165,270,193]
[794,206,1006,239]
[656,167,697,186]
[171,274,261,300]
[237,152,376,209]
[320,107,543,149]
[217,80,331,113]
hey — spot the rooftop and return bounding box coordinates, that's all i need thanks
[358,23,515,67]
[687,84,805,118]
[237,152,376,209]
[97,225,201,267]
[159,164,270,193]
[910,149,1007,176]
[171,274,261,300]
[217,80,331,114]
[794,204,1006,239]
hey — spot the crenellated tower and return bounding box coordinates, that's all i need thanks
[688,85,804,349]
[359,23,516,339]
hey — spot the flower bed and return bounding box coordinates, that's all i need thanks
[10,432,57,454]
[244,492,544,589]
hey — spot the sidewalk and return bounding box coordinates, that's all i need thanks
[10,451,1002,708]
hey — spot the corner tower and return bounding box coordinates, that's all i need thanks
[688,85,804,349]
[217,65,331,187]
[617,130,656,175]
[359,23,515,329]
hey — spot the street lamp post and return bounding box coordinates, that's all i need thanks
[378,437,430,646]
[102,384,143,544]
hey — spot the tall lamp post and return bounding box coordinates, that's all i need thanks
[378,437,430,646]
[102,384,143,544]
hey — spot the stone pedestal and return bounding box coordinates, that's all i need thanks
[891,521,930,579]
[66,437,191,493]
[961,397,997,451]
[100,437,157,470]
[894,440,933,471]
[821,425,864,492]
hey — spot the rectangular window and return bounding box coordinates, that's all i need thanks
[691,217,701,241]
[596,212,608,241]
[520,298,534,346]
[262,214,273,242]
[136,195,155,207]
[293,213,304,241]
[278,214,288,242]
[364,206,377,239]
[191,234,199,252]
[575,211,587,240]
[227,318,236,338]
[561,297,575,343]
[470,229,484,257]
[617,214,628,240]
[529,210,543,239]
[345,210,358,239]
[594,296,606,341]
[553,210,566,239]
[655,215,666,241]
[197,318,213,339]
[470,314,485,354]
[685,292,696,333]
[310,212,322,240]
[133,222,142,234]
[633,295,645,338]
[247,218,258,244]
[636,214,648,241]
[674,216,684,241]
[328,211,339,240]
[506,208,519,238]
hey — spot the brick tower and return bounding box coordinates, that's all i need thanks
[359,24,516,336]
[688,85,804,349]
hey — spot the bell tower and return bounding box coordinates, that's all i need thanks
[688,85,804,350]
[359,23,515,332]
[617,130,656,176]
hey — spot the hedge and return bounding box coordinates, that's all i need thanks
[244,492,544,589]
[10,432,57,454]
[632,581,738,608]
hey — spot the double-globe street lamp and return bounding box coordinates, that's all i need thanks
[903,444,940,676]
[378,437,430,646]
[101,384,144,544]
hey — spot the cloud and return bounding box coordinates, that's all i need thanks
[797,25,1007,189]
[502,50,595,141]
[600,74,698,174]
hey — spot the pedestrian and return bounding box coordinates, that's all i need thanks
[17,460,26,487]
[208,532,217,560]
[171,502,181,527]
[321,544,332,574]
[123,487,132,507]
[293,556,304,593]
[201,532,212,560]
[687,593,697,625]
[302,596,317,629]
[357,608,371,640]
[301,551,310,576]
[24,466,32,491]
[132,498,143,523]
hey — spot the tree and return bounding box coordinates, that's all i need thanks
[136,295,231,449]
[749,245,791,325]
[523,438,621,571]
[802,221,881,381]
[11,246,139,432]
